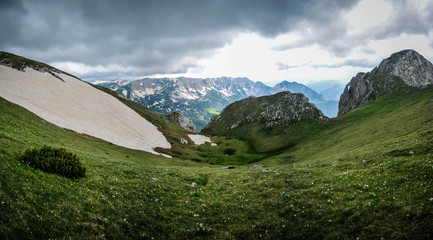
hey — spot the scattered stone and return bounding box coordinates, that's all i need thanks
[189,182,197,187]
[155,199,159,202]
[285,178,291,183]
[211,143,217,146]
[151,177,158,181]
[261,169,272,172]
[180,138,188,144]
[362,160,368,164]
[409,151,414,156]
[217,165,236,169]
[249,164,264,169]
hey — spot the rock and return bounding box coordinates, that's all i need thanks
[180,138,188,144]
[151,177,158,181]
[211,143,217,146]
[362,160,368,164]
[339,49,433,115]
[189,182,197,187]
[409,151,414,156]
[249,164,264,169]
[165,112,197,132]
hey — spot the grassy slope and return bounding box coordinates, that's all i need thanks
[1,87,433,239]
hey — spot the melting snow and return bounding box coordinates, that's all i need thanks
[0,66,171,156]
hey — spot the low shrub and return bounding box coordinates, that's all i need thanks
[21,145,85,178]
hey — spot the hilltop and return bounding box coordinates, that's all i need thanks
[202,91,325,152]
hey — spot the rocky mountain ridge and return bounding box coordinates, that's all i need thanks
[100,78,337,129]
[338,49,433,115]
[204,91,325,130]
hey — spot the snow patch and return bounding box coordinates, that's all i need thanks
[0,66,171,156]
[188,134,216,146]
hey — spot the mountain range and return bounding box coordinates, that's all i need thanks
[99,78,340,130]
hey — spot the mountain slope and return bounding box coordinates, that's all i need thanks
[202,91,326,152]
[0,53,171,155]
[339,49,433,115]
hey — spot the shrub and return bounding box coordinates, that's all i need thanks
[223,148,236,156]
[21,145,86,178]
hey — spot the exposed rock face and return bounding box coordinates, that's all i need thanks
[202,91,325,134]
[164,112,197,132]
[338,50,433,115]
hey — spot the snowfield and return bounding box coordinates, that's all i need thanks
[0,66,171,156]
[188,134,216,146]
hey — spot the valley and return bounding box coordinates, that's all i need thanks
[0,50,433,239]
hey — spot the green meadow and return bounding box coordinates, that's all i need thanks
[1,87,433,239]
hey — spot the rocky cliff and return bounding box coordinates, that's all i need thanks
[338,49,433,115]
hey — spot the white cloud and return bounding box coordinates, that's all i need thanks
[344,0,393,34]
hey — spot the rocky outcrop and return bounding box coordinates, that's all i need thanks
[202,91,325,135]
[338,50,433,115]
[165,112,197,132]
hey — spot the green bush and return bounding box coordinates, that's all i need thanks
[21,145,85,178]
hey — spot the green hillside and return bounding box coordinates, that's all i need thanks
[1,86,433,239]
[202,92,326,153]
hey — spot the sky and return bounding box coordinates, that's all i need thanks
[1,0,433,87]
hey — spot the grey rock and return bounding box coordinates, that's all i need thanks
[165,112,197,132]
[249,164,264,169]
[409,151,414,156]
[180,138,188,144]
[189,182,197,187]
[339,50,433,115]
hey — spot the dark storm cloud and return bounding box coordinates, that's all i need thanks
[0,0,360,78]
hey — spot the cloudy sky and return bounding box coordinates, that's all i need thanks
[1,0,433,86]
